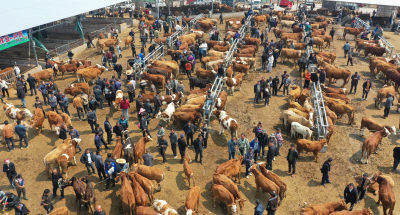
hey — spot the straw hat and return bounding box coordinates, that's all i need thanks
[116,158,126,164]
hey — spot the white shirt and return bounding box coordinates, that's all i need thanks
[0,80,9,89]
[129,79,136,89]
[14,66,20,76]
[199,43,208,49]
[86,153,92,164]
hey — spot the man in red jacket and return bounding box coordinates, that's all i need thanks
[120,96,130,119]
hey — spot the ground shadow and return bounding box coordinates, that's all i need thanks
[349,149,362,164]
[307,179,321,187]
[377,165,393,174]
[273,169,290,177]
[364,194,381,215]
[210,132,227,147]
[349,133,363,142]
[176,170,188,190]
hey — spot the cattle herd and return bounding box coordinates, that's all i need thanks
[1,3,400,215]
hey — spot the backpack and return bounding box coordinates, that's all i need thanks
[185,63,192,71]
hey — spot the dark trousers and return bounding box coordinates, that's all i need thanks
[7,175,15,189]
[171,142,177,157]
[16,188,27,200]
[362,89,369,99]
[254,150,259,162]
[76,107,84,120]
[179,149,186,163]
[106,176,115,189]
[195,149,203,163]
[52,183,64,197]
[384,107,390,118]
[96,98,104,109]
[29,85,37,96]
[357,186,366,200]
[393,158,400,171]
[128,91,135,103]
[264,96,270,105]
[85,163,96,175]
[18,135,28,148]
[5,137,15,150]
[266,158,273,170]
[344,49,349,58]
[159,147,167,162]
[153,105,160,118]
[283,85,289,95]
[2,88,9,98]
[44,204,54,213]
[321,173,330,185]
[272,86,278,96]
[288,161,296,173]
[229,152,235,160]
[100,136,108,149]
[51,106,59,113]
[267,211,276,215]
[254,93,261,103]
[261,145,266,157]
[203,138,208,148]
[349,83,358,94]
[186,134,193,146]
[62,106,70,116]
[347,57,353,66]
[97,166,107,180]
[303,80,310,89]
[142,129,151,137]
[345,199,356,211]
[88,120,96,132]
[245,163,251,176]
[278,81,284,90]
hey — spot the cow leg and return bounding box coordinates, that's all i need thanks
[314,152,318,162]
[219,122,223,135]
[360,128,364,136]
[73,156,77,166]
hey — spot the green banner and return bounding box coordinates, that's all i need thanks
[0,30,30,51]
[76,19,84,41]
[32,37,48,52]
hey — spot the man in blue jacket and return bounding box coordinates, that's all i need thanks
[105,160,116,190]
[15,120,28,148]
[254,199,264,215]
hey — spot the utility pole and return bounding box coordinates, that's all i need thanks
[29,29,39,66]
[211,0,214,16]
[112,5,117,29]
[156,0,160,18]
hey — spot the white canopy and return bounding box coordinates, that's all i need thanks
[325,0,400,7]
[0,0,127,37]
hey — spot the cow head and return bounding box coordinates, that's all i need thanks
[186,209,193,215]
[389,125,397,135]
[23,109,33,118]
[229,204,237,214]
[55,126,61,135]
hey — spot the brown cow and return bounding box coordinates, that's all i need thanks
[373,175,396,215]
[64,83,90,96]
[214,44,231,52]
[118,172,136,215]
[325,100,355,124]
[143,72,166,89]
[343,27,364,39]
[324,93,350,104]
[301,200,347,215]
[125,36,133,48]
[321,61,351,87]
[134,136,151,164]
[81,177,96,213]
[46,111,64,135]
[76,65,107,82]
[361,129,389,164]
[360,117,396,136]
[215,110,238,138]
[296,139,327,162]
[58,62,78,78]
[317,52,336,64]
[136,206,159,215]
[30,108,45,134]
[212,184,238,214]
[131,172,156,201]
[321,85,347,94]
[97,37,119,52]
[212,173,245,210]
[48,207,70,215]
[330,208,373,215]
[250,165,280,199]
[56,139,79,177]
[374,86,396,109]
[365,45,386,57]
[356,39,379,52]
[130,175,149,206]
[280,48,304,64]
[281,32,303,42]
[315,35,333,48]
[183,156,194,187]
[131,164,164,190]
[185,186,200,214]
[225,73,243,95]
[215,156,243,183]
[112,137,123,160]
[32,68,54,82]
[259,165,287,203]
[243,37,261,45]
[195,68,217,79]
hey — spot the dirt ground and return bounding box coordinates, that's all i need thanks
[1,15,399,215]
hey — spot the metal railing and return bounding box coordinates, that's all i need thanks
[133,13,204,78]
[47,38,84,59]
[0,69,17,85]
[377,35,394,57]
[354,17,370,31]
[310,79,329,140]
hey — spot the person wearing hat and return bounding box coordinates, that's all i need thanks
[287,144,299,175]
[383,93,394,119]
[321,158,333,186]
[178,134,187,164]
[355,173,371,201]
[68,126,82,153]
[344,183,358,211]
[3,159,17,189]
[267,191,278,215]
[254,199,264,215]
[41,189,53,213]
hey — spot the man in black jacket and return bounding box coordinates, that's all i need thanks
[266,191,278,215]
[80,149,96,175]
[254,81,261,104]
[266,141,276,170]
[153,92,162,118]
[104,117,112,145]
[94,86,104,109]
[278,71,287,90]
[143,99,153,123]
[183,121,197,146]
[93,150,106,180]
[393,146,400,172]
[349,72,360,94]
[344,183,358,211]
[158,136,168,163]
[178,134,187,163]
[321,157,332,186]
[287,144,299,175]
[26,74,37,96]
[3,159,17,189]
[14,202,30,215]
[193,134,203,164]
[87,109,97,133]
[272,76,279,96]
[95,124,108,149]
[51,168,64,198]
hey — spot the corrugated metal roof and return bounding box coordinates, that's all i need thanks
[0,0,128,37]
[325,0,400,7]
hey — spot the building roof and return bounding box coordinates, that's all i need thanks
[325,0,400,7]
[0,0,127,37]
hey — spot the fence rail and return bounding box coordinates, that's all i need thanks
[311,80,329,140]
[0,69,17,86]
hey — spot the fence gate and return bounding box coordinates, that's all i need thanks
[310,79,329,151]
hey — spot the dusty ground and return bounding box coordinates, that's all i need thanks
[0,15,399,215]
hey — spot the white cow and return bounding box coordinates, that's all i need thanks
[291,122,313,139]
[216,110,238,138]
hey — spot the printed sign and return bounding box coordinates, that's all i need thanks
[0,30,29,51]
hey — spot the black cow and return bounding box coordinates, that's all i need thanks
[189,77,211,90]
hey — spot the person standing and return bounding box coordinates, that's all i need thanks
[68,126,82,153]
[38,82,48,105]
[158,136,168,163]
[329,27,335,40]
[267,191,278,215]
[267,53,274,73]
[87,109,97,133]
[201,124,209,149]
[143,149,154,167]
[178,134,187,164]
[26,74,37,96]
[275,128,283,156]
[286,144,298,176]
[94,86,104,110]
[355,173,371,201]
[0,79,10,98]
[264,86,271,106]
[282,75,291,96]
[266,141,276,170]
[59,123,67,142]
[81,149,96,175]
[343,41,350,58]
[228,137,237,160]
[272,76,279,96]
[254,81,261,104]
[60,94,70,115]
[304,71,311,89]
[95,124,108,149]
[17,84,26,107]
[278,71,287,91]
[15,120,28,148]
[104,117,113,145]
[14,174,28,200]
[169,129,178,159]
[153,92,162,118]
[183,121,196,146]
[3,121,15,152]
[105,160,116,190]
[41,189,54,214]
[238,134,250,156]
[193,134,203,164]
[245,148,254,178]
[93,150,107,180]
[383,94,394,119]
[3,159,17,189]
[120,96,130,119]
[393,146,400,172]
[67,50,74,60]
[254,199,264,215]
[362,79,372,100]
[127,79,136,102]
[48,93,59,113]
[349,72,360,95]
[51,168,64,198]
[250,138,260,162]
[321,157,332,186]
[319,69,326,84]
[344,183,358,211]
[347,48,354,66]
